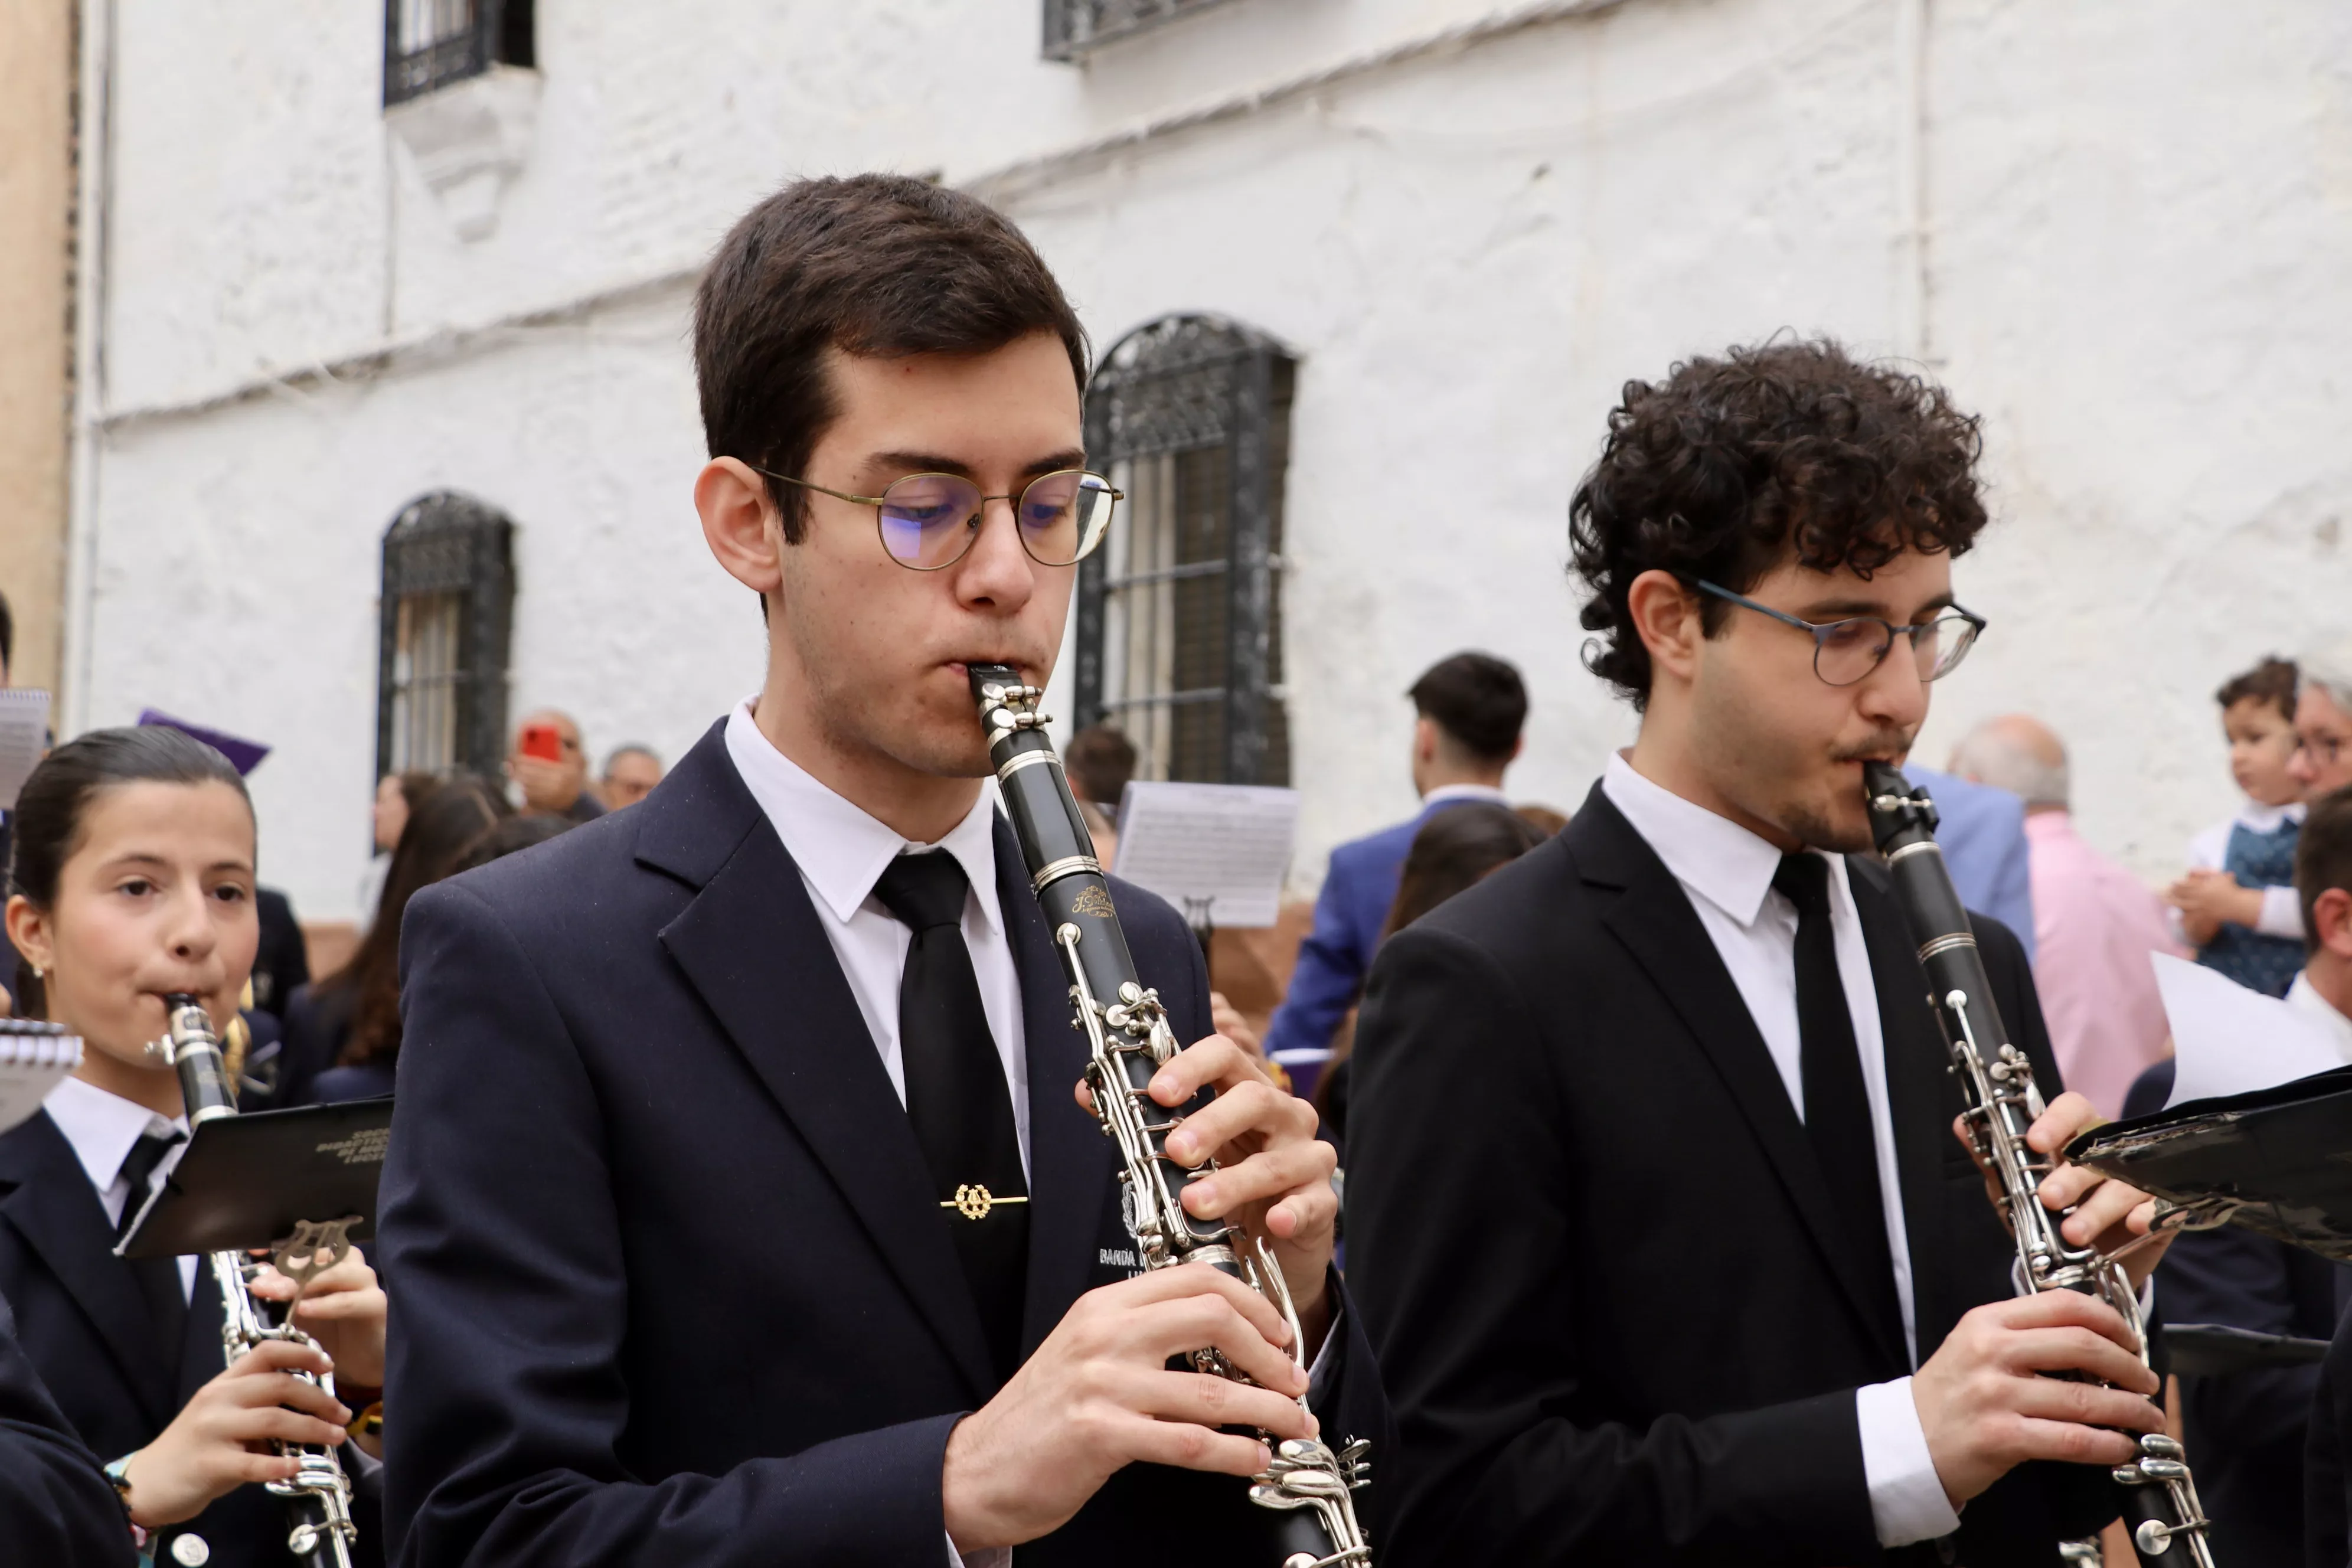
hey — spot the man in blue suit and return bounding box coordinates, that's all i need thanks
[1265,652,1527,1062]
[379,174,1384,1567]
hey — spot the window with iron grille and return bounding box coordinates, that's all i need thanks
[1077,315,1293,788]
[1043,0,1236,61]
[376,493,515,780]
[384,0,534,107]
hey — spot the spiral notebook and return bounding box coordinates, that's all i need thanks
[0,1020,82,1136]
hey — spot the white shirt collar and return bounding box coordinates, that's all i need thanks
[1421,783,1510,808]
[1600,750,1809,929]
[43,1074,184,1198]
[2287,972,2352,1065]
[2236,798,2308,833]
[722,699,1004,935]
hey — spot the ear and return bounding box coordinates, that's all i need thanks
[1626,569,1704,690]
[697,458,785,603]
[5,895,53,980]
[1412,716,1438,764]
[2315,887,2352,961]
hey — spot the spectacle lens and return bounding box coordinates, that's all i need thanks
[1920,613,1979,681]
[1814,620,1894,686]
[874,469,1116,570]
[1016,471,1118,567]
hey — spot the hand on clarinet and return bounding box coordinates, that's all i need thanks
[939,1265,1316,1552]
[1952,1088,2177,1290]
[247,1245,388,1388]
[117,1340,352,1527]
[1076,1028,1339,1345]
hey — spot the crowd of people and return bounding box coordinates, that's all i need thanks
[0,171,2347,1568]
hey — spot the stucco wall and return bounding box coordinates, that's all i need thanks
[74,0,2352,922]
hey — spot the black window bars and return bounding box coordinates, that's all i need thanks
[375,492,515,780]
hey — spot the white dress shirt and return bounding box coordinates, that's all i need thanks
[1601,754,1958,1547]
[2288,970,2352,1061]
[724,701,1031,1175]
[43,1074,198,1300]
[2183,799,2307,941]
[1419,782,1511,808]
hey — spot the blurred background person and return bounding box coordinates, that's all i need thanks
[1063,722,1135,867]
[2127,781,2352,1564]
[2290,641,2352,801]
[1312,801,1545,1160]
[596,744,663,811]
[1266,651,1527,1064]
[356,771,438,936]
[1949,713,2179,1118]
[1514,803,1570,839]
[505,708,602,823]
[276,778,508,1108]
[1900,759,2037,963]
[2167,656,2306,994]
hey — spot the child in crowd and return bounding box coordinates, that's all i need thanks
[2168,656,2308,996]
[2,727,385,1567]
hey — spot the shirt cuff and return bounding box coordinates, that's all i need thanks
[2258,884,2305,940]
[1857,1377,1959,1547]
[949,1537,1009,1568]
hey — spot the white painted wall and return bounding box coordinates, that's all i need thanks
[73,0,2352,923]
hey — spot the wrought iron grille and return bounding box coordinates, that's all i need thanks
[376,492,515,781]
[384,0,534,107]
[1043,0,1236,61]
[1077,315,1293,788]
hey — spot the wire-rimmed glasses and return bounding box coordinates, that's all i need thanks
[760,468,1121,571]
[1683,576,1987,687]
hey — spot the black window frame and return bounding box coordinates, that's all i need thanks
[384,0,535,107]
[375,491,515,782]
[1042,0,1236,61]
[1076,313,1294,788]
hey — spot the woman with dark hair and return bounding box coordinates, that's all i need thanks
[1312,802,1545,1155]
[276,778,507,1108]
[0,727,385,1566]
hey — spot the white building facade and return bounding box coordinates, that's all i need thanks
[64,0,2352,924]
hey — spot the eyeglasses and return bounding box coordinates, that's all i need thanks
[759,468,1121,571]
[1682,577,1986,687]
[2298,732,2347,766]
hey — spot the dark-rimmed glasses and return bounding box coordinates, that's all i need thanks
[1683,576,1986,687]
[760,468,1121,571]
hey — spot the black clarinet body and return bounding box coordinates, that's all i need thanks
[155,995,360,1568]
[970,665,1371,1568]
[1862,766,2213,1566]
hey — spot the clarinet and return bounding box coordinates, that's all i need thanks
[970,666,1372,1568]
[1862,766,2214,1566]
[151,995,361,1568]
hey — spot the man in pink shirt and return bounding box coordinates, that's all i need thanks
[1950,714,2184,1116]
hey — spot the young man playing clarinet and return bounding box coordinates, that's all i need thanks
[1347,340,2175,1566]
[378,175,1381,1566]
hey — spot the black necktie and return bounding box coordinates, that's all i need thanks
[872,851,1029,1383]
[116,1128,188,1371]
[1770,854,1903,1347]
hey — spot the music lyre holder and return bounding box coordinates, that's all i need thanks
[115,1096,394,1276]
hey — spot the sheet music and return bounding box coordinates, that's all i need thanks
[0,1028,81,1136]
[0,688,50,811]
[1110,782,1299,929]
[2153,952,2350,1108]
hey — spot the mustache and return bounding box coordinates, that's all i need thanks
[1830,730,1917,765]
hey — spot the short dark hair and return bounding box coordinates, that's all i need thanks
[1409,652,1527,763]
[694,174,1090,547]
[2216,656,2299,723]
[1064,724,1137,810]
[8,726,251,1015]
[2298,783,2352,952]
[1569,338,1989,709]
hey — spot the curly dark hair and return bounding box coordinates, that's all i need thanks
[1568,338,1989,708]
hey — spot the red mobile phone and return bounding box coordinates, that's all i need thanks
[520,721,563,762]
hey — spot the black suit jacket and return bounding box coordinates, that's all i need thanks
[0,1109,382,1568]
[379,721,1384,1567]
[0,1289,136,1564]
[1345,783,2109,1566]
[250,887,310,1025]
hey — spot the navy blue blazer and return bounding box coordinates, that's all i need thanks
[0,1289,136,1564]
[379,721,1385,1567]
[0,1109,383,1568]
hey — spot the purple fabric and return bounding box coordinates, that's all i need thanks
[135,710,269,776]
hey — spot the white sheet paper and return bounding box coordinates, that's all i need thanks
[1111,782,1299,929]
[0,1030,81,1136]
[2152,952,2346,1108]
[0,688,49,811]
